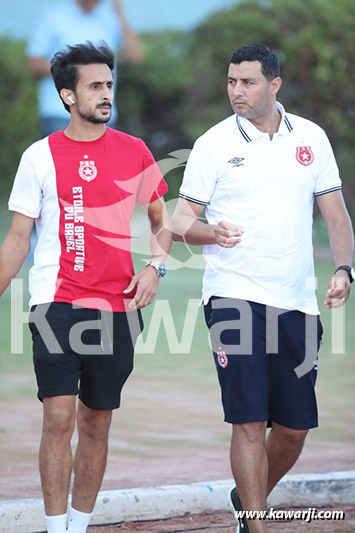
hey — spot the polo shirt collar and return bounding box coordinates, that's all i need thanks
[236,101,293,143]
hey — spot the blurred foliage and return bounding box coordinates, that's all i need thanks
[0,39,40,196]
[1,0,355,217]
[117,0,355,209]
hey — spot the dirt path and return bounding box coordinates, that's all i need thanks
[1,371,355,501]
[1,369,354,533]
[1,367,355,501]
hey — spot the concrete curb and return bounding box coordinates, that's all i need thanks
[1,470,354,533]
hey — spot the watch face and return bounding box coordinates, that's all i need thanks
[351,267,355,281]
[147,260,166,277]
[158,264,166,277]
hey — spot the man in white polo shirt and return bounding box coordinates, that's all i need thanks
[172,44,354,533]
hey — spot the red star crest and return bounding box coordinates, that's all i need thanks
[78,160,98,182]
[217,350,228,368]
[296,146,314,166]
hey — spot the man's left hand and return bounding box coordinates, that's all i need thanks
[324,270,351,308]
[123,266,159,309]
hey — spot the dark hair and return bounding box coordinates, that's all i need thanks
[230,44,280,81]
[50,41,115,112]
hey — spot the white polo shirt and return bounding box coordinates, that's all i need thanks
[179,102,341,315]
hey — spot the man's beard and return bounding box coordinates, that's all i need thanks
[78,105,112,124]
[235,93,269,120]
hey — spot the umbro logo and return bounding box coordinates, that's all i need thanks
[228,156,245,168]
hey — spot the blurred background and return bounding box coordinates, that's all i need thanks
[0,0,354,502]
[1,0,355,209]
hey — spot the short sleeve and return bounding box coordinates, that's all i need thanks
[313,130,342,197]
[179,137,216,206]
[8,153,42,218]
[136,142,168,205]
[26,11,53,58]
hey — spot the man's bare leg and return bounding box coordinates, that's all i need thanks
[40,395,76,515]
[230,421,268,533]
[266,422,308,495]
[71,400,112,513]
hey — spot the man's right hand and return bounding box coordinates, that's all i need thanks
[213,221,244,248]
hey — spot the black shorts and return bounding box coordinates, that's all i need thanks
[204,297,323,430]
[29,302,143,410]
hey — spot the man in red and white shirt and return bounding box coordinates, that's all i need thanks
[0,42,171,533]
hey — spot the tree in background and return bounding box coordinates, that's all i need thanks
[1,0,354,212]
[0,40,39,197]
[190,0,355,210]
[118,0,355,206]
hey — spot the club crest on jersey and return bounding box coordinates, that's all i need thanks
[79,160,98,182]
[217,350,228,368]
[296,146,314,166]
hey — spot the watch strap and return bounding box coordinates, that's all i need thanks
[333,265,354,283]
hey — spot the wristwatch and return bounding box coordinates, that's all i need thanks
[146,260,166,278]
[333,265,354,283]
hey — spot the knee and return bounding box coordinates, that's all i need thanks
[43,407,75,438]
[275,425,308,445]
[233,421,267,444]
[80,411,112,442]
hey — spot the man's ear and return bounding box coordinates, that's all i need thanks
[61,89,75,106]
[270,77,282,96]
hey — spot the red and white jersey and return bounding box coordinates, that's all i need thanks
[9,128,168,311]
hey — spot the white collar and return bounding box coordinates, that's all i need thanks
[236,102,293,143]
